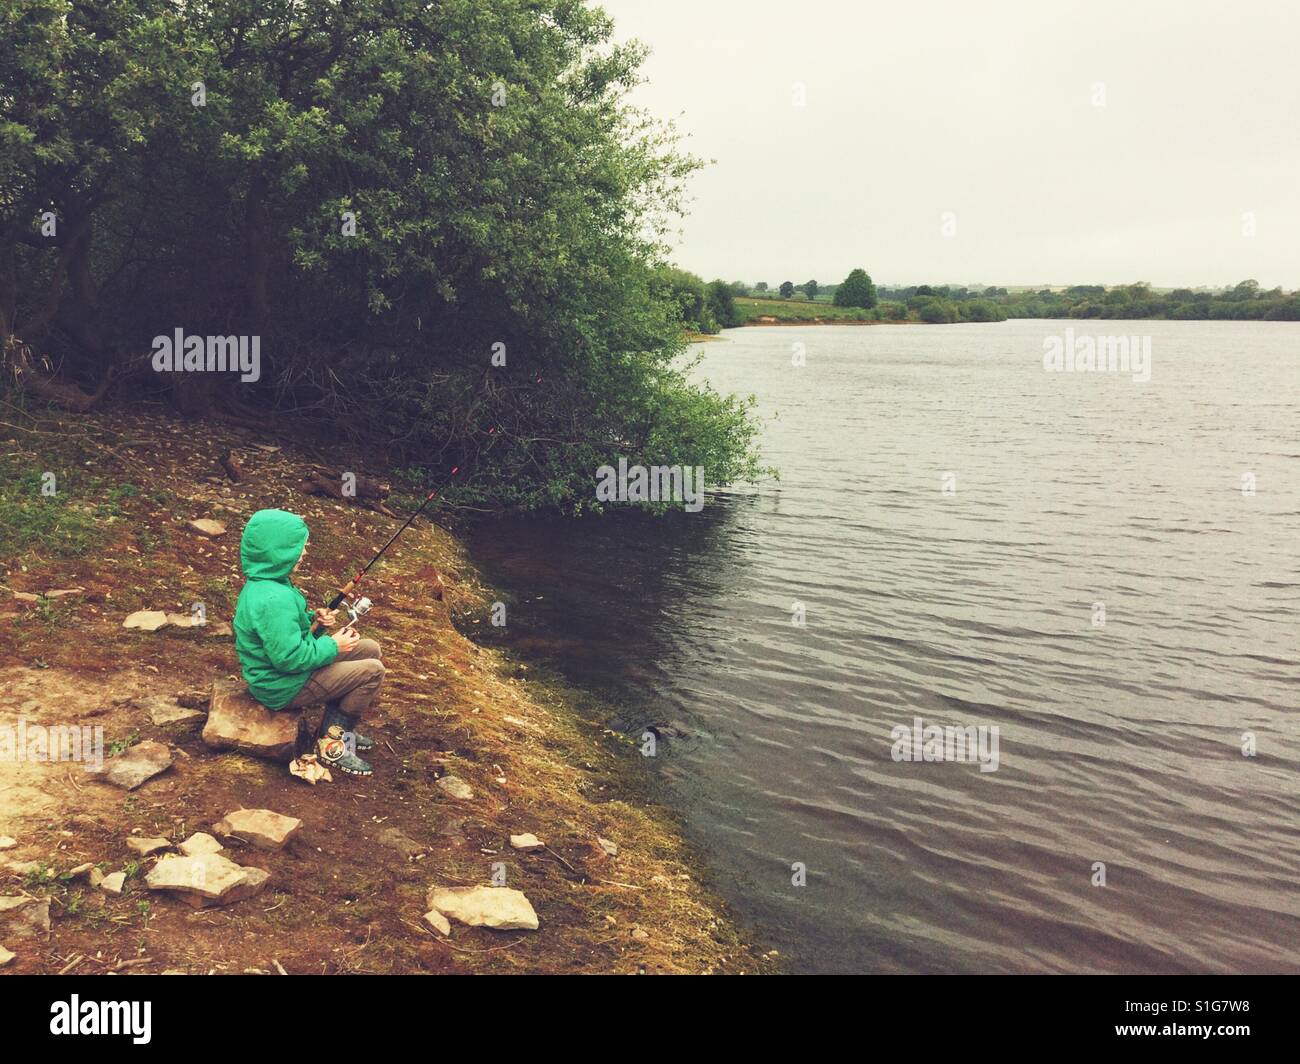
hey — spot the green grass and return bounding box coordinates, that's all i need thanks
[0,455,105,559]
[733,296,878,324]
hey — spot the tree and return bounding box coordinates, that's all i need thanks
[706,279,740,329]
[833,268,877,309]
[779,280,795,298]
[804,279,819,300]
[754,281,768,293]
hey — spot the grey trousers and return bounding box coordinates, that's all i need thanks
[287,638,386,719]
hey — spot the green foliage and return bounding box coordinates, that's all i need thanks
[833,268,877,309]
[1,0,763,512]
[0,457,101,558]
[779,281,795,298]
[803,279,819,300]
[705,279,740,329]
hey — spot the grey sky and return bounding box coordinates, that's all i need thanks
[597,0,1299,289]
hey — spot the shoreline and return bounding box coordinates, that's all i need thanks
[0,405,773,974]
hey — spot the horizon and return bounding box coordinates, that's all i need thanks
[596,0,1300,290]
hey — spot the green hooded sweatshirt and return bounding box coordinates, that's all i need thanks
[233,509,339,709]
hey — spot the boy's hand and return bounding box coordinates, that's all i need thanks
[332,626,360,654]
[313,607,338,628]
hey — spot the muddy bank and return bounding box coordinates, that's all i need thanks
[0,405,773,975]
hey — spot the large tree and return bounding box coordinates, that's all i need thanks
[833,268,877,309]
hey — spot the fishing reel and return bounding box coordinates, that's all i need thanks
[343,595,372,625]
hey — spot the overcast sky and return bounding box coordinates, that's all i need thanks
[595,0,1299,289]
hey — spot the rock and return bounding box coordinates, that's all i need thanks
[100,871,126,895]
[44,587,85,599]
[0,837,14,851]
[424,886,538,931]
[2,860,41,876]
[123,610,169,631]
[597,836,618,857]
[145,698,206,727]
[422,909,452,936]
[436,775,474,801]
[0,944,13,967]
[145,853,269,908]
[66,862,95,878]
[12,591,40,603]
[126,836,172,857]
[206,621,233,637]
[178,833,223,857]
[202,681,305,762]
[211,809,302,851]
[92,740,173,790]
[377,828,424,858]
[165,612,200,628]
[631,928,649,941]
[510,833,544,852]
[88,868,105,888]
[0,896,50,937]
[187,519,227,538]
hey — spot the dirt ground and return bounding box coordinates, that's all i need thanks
[0,405,772,975]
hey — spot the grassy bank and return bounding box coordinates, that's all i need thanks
[0,403,773,975]
[733,296,883,324]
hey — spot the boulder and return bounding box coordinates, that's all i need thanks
[424,886,539,931]
[212,809,302,851]
[202,681,305,762]
[510,833,544,852]
[126,836,172,857]
[178,833,223,857]
[435,775,474,801]
[0,896,51,937]
[92,740,173,790]
[145,853,269,908]
[123,610,169,632]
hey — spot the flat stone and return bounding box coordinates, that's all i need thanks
[187,519,227,538]
[66,863,95,878]
[12,591,40,603]
[0,896,50,937]
[206,621,233,637]
[422,909,452,936]
[377,828,424,858]
[126,836,172,857]
[0,944,13,966]
[0,837,14,851]
[145,698,206,727]
[88,868,105,888]
[123,610,169,631]
[100,872,126,895]
[436,775,474,801]
[510,833,544,852]
[165,612,200,628]
[3,860,41,876]
[424,886,539,931]
[202,681,304,762]
[212,809,302,851]
[145,853,269,908]
[597,836,618,857]
[178,833,223,857]
[44,587,85,599]
[92,740,173,790]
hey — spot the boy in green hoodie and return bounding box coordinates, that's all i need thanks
[233,508,385,777]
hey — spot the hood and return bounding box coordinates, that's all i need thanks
[240,509,309,581]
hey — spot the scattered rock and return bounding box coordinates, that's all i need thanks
[2,859,40,876]
[175,690,209,710]
[0,896,50,937]
[88,868,105,888]
[212,809,302,851]
[66,862,95,878]
[510,833,544,852]
[202,681,305,762]
[178,833,223,857]
[91,740,173,790]
[165,612,200,628]
[100,872,126,895]
[377,828,424,858]
[597,836,619,857]
[145,853,269,908]
[187,519,227,538]
[44,587,85,599]
[436,775,474,801]
[422,909,452,936]
[631,928,650,942]
[425,886,539,931]
[126,836,172,857]
[206,621,233,637]
[123,610,169,632]
[0,944,13,967]
[0,837,14,851]
[11,591,40,603]
[144,698,206,727]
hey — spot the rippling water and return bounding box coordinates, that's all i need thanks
[469,319,1300,973]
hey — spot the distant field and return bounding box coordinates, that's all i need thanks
[733,297,874,324]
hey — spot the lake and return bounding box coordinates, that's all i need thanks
[468,319,1300,973]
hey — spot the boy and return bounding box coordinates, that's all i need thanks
[233,508,385,778]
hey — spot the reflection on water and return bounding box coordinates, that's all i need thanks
[469,320,1300,973]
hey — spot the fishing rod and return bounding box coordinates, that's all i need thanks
[310,426,496,633]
